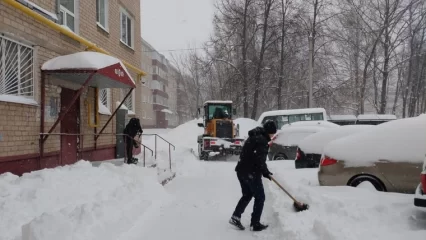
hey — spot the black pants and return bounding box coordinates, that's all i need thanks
[232,171,265,224]
[125,137,134,163]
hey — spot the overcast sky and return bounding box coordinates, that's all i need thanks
[140,0,215,59]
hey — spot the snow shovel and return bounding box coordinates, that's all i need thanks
[270,176,309,212]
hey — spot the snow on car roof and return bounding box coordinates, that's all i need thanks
[327,115,357,121]
[323,114,426,167]
[273,125,330,147]
[281,120,339,129]
[298,125,373,155]
[257,108,326,122]
[204,100,233,105]
[357,114,397,120]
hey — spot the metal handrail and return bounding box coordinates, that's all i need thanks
[142,134,176,149]
[38,132,154,165]
[142,133,175,170]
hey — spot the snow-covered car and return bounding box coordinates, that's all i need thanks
[295,125,373,169]
[318,114,426,193]
[414,156,426,209]
[268,121,339,160]
[257,108,328,129]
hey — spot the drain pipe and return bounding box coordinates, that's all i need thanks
[2,0,146,80]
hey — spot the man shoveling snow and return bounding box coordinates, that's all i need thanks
[229,120,277,231]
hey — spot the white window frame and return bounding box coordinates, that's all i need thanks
[96,0,109,31]
[98,88,111,115]
[120,7,134,48]
[58,0,79,33]
[0,35,37,106]
[121,89,135,115]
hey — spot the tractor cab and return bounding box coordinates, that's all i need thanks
[198,101,235,126]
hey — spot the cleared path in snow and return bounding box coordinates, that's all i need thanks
[120,161,283,240]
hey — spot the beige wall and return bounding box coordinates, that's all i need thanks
[0,0,142,158]
[166,67,179,127]
[137,40,156,128]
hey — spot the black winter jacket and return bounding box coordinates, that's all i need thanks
[123,118,143,138]
[235,126,271,176]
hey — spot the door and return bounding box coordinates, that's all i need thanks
[60,88,80,165]
[116,109,128,158]
[156,111,167,128]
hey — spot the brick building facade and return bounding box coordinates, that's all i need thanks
[0,0,143,175]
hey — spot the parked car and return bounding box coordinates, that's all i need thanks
[295,125,373,169]
[327,114,397,126]
[414,156,426,209]
[268,121,339,160]
[318,114,426,193]
[258,108,328,129]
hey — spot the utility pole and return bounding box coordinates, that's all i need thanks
[308,34,314,108]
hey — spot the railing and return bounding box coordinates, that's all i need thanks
[38,133,154,167]
[142,134,176,170]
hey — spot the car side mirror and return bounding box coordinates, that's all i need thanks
[198,123,204,127]
[233,108,237,115]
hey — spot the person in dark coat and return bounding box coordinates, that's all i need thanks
[123,118,143,164]
[229,120,277,231]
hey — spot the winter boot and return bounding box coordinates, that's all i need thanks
[250,222,268,231]
[127,158,138,164]
[229,216,245,230]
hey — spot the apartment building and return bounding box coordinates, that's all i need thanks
[0,0,144,175]
[150,47,171,128]
[176,74,192,124]
[167,66,179,127]
[139,38,156,128]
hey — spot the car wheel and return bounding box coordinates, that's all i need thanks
[273,153,288,161]
[348,175,387,192]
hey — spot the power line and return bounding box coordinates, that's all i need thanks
[143,47,213,53]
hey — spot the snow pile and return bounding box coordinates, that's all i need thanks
[267,161,426,240]
[323,114,426,167]
[234,118,260,138]
[0,161,170,240]
[298,125,373,154]
[274,126,330,147]
[141,119,205,178]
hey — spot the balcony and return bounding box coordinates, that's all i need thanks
[152,59,168,72]
[152,74,168,86]
[153,103,169,111]
[152,89,169,99]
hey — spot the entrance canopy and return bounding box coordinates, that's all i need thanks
[41,51,136,89]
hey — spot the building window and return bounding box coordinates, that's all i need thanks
[96,0,109,30]
[0,36,34,102]
[59,0,76,32]
[120,7,134,48]
[121,89,135,114]
[98,88,111,115]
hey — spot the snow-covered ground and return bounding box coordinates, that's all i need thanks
[0,161,170,240]
[267,161,426,240]
[1,118,426,240]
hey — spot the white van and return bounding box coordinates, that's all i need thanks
[257,108,327,129]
